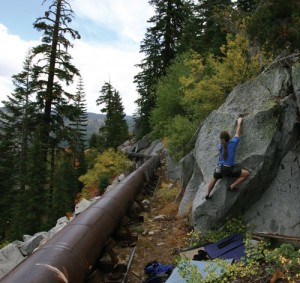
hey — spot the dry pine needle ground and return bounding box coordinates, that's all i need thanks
[126,179,190,283]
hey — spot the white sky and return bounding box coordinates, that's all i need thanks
[0,0,154,115]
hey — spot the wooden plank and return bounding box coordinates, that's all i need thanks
[252,232,300,242]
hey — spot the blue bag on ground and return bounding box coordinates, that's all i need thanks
[144,261,175,283]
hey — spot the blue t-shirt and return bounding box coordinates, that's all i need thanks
[217,136,240,166]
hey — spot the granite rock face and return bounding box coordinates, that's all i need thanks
[178,64,300,237]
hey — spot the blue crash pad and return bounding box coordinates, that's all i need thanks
[204,234,245,260]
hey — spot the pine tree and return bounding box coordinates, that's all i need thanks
[178,0,232,56]
[194,0,232,56]
[66,77,88,196]
[177,1,204,54]
[0,132,15,240]
[0,51,39,187]
[97,82,128,149]
[68,77,88,166]
[88,132,102,149]
[134,0,190,136]
[0,52,41,240]
[32,0,80,160]
[29,0,81,218]
[51,151,78,223]
[24,127,48,233]
[8,126,48,239]
[246,0,300,55]
[1,0,82,239]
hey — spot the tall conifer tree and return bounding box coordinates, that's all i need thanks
[246,0,300,55]
[179,0,232,56]
[68,77,88,165]
[0,51,39,187]
[30,0,81,217]
[134,0,190,136]
[33,0,80,138]
[97,82,128,149]
[67,77,88,196]
[0,52,41,239]
[51,151,78,223]
[1,0,82,239]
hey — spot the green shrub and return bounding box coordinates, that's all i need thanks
[177,217,300,282]
[264,243,300,282]
[156,181,181,202]
[79,148,133,199]
[165,115,198,161]
[98,174,110,191]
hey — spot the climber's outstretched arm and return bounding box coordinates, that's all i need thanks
[235,117,243,137]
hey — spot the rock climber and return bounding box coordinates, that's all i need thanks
[205,117,250,200]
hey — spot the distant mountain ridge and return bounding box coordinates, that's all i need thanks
[86,112,134,138]
[86,112,106,137]
[0,107,134,141]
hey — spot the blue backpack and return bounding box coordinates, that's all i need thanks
[144,261,174,283]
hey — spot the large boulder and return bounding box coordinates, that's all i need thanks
[74,198,91,215]
[0,244,24,279]
[185,64,300,236]
[142,139,164,156]
[19,232,48,256]
[244,145,300,236]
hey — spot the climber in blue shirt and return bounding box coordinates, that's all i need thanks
[205,117,250,200]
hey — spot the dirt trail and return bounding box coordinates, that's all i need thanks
[125,186,191,282]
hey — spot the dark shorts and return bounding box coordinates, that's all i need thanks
[213,165,242,180]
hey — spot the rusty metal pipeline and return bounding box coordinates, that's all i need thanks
[0,155,159,283]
